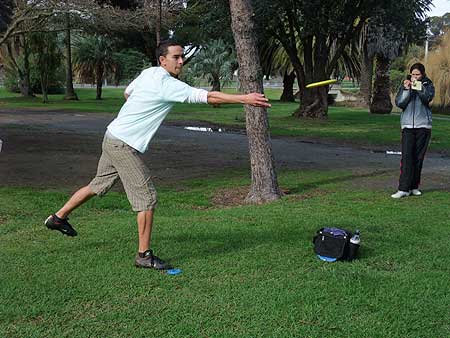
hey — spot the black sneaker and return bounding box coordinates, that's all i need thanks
[135,250,172,270]
[44,214,77,237]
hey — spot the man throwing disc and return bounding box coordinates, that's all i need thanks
[44,40,271,270]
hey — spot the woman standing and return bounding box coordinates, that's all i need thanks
[392,63,435,199]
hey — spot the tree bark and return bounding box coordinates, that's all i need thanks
[360,39,373,107]
[280,70,295,102]
[156,0,161,46]
[370,54,392,114]
[41,73,49,103]
[14,35,33,97]
[292,36,328,119]
[229,0,281,204]
[64,13,78,101]
[294,86,328,118]
[211,76,221,108]
[211,75,221,92]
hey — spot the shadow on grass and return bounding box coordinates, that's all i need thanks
[165,221,375,263]
[287,169,392,194]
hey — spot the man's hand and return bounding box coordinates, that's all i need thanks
[244,93,272,107]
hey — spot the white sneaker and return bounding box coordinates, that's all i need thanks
[391,190,410,199]
[410,189,422,196]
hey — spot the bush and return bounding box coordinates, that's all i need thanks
[3,32,65,95]
[29,63,65,94]
[390,69,405,95]
[4,70,20,93]
[111,49,151,85]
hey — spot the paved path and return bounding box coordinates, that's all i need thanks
[1,109,449,191]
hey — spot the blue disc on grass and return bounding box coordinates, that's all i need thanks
[167,268,182,275]
[317,255,337,262]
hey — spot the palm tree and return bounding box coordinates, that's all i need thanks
[359,22,374,107]
[365,0,432,114]
[260,37,297,102]
[188,39,234,92]
[366,14,404,114]
[260,35,360,104]
[72,35,115,100]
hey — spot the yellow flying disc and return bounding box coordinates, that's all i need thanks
[305,79,337,88]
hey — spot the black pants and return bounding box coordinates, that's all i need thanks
[398,128,431,191]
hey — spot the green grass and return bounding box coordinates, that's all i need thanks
[0,87,126,113]
[1,170,450,337]
[2,87,450,152]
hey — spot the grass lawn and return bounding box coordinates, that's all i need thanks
[2,87,450,152]
[1,170,450,337]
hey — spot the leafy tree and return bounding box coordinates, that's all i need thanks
[178,1,233,45]
[0,0,13,33]
[229,0,281,203]
[29,32,63,102]
[428,13,450,45]
[259,37,297,102]
[73,35,116,100]
[389,45,424,97]
[187,39,234,92]
[367,15,403,114]
[111,48,150,85]
[365,1,432,114]
[254,0,373,119]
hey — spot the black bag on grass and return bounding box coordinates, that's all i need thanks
[313,227,359,262]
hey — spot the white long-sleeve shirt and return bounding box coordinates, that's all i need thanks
[107,67,208,153]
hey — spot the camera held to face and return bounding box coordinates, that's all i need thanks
[411,80,422,91]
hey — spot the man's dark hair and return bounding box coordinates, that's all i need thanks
[156,40,183,58]
[410,63,426,77]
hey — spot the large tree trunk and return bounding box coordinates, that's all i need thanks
[360,40,373,107]
[229,0,281,204]
[280,70,295,102]
[211,75,221,92]
[40,72,49,103]
[370,54,392,114]
[211,76,221,108]
[156,0,161,45]
[155,0,162,64]
[64,13,78,101]
[293,36,328,119]
[13,35,33,97]
[294,86,328,118]
[95,64,104,100]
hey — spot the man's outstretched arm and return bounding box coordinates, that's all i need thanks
[207,91,271,108]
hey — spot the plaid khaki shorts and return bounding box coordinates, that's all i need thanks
[88,134,157,211]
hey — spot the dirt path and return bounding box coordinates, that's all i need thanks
[1,109,449,193]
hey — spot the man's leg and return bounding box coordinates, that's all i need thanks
[44,186,96,236]
[46,137,119,236]
[137,210,154,253]
[56,186,96,219]
[102,138,169,269]
[135,208,171,269]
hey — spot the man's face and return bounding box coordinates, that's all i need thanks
[160,45,184,77]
